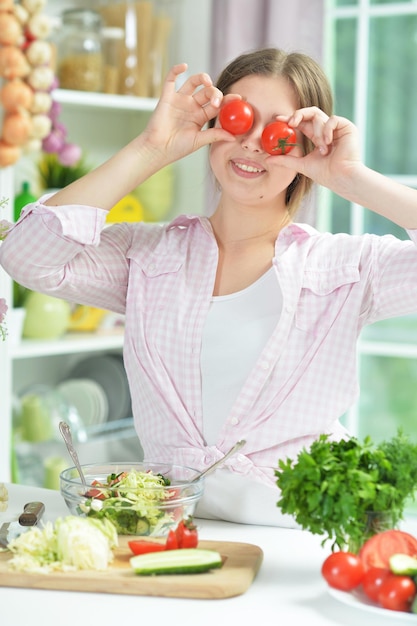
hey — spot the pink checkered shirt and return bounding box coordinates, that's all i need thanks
[2,201,417,487]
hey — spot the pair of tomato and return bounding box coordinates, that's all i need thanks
[218,100,297,155]
[128,517,198,556]
[362,567,416,612]
[165,518,198,550]
[321,529,417,613]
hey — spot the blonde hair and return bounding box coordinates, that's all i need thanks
[210,47,333,215]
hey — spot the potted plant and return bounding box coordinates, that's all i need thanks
[275,429,417,552]
[37,152,91,191]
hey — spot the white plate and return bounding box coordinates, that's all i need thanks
[69,355,131,421]
[57,378,108,426]
[328,587,416,621]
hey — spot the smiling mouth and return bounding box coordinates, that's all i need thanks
[233,161,264,174]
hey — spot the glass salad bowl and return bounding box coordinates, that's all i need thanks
[60,462,204,536]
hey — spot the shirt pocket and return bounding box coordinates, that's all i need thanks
[130,254,184,313]
[295,265,360,333]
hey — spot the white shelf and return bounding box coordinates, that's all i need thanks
[10,332,124,359]
[53,89,158,112]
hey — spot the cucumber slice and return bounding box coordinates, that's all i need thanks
[130,548,223,575]
[389,553,417,576]
[135,518,150,535]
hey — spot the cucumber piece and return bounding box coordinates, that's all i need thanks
[130,548,223,575]
[389,553,417,576]
[135,518,150,535]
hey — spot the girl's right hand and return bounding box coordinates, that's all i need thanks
[138,63,236,166]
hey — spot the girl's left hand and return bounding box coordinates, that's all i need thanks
[272,107,363,194]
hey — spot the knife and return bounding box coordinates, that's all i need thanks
[0,501,45,549]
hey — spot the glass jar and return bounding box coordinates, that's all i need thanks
[57,8,104,92]
[101,26,123,94]
[96,0,182,97]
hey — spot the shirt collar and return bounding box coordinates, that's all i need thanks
[168,214,214,236]
[168,214,319,242]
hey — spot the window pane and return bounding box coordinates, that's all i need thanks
[333,18,356,120]
[361,314,417,343]
[335,0,357,6]
[358,354,417,444]
[367,15,417,175]
[327,193,351,233]
[363,210,411,238]
[371,0,411,4]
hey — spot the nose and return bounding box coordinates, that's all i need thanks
[240,121,263,152]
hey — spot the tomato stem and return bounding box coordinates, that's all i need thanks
[272,137,299,154]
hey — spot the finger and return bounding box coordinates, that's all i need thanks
[178,71,214,96]
[198,127,236,147]
[163,63,188,89]
[288,106,328,126]
[193,85,222,109]
[322,115,343,144]
[160,63,189,101]
[288,107,330,153]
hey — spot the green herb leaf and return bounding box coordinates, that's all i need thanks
[275,429,417,551]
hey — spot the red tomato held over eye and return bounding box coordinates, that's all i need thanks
[359,530,417,571]
[176,518,198,548]
[321,551,365,591]
[261,121,297,155]
[361,567,391,602]
[128,540,166,555]
[219,100,254,135]
[378,573,416,612]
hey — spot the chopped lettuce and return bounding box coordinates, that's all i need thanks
[0,483,8,512]
[81,469,174,535]
[8,515,118,573]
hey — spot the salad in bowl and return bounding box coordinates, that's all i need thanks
[60,462,204,535]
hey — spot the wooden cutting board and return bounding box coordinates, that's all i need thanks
[0,539,263,599]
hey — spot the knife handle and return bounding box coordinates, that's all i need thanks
[19,501,45,526]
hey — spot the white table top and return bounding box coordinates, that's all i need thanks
[1,482,416,626]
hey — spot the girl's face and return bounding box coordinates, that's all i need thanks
[210,74,302,211]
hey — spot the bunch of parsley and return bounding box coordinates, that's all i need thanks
[275,429,417,551]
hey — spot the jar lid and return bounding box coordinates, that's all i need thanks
[61,8,103,28]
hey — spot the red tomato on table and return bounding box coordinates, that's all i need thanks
[321,551,365,591]
[176,518,198,548]
[128,540,166,555]
[261,120,297,155]
[361,566,391,602]
[165,529,179,550]
[359,530,417,571]
[219,100,254,135]
[378,573,416,612]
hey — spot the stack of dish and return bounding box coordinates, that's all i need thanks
[57,378,109,427]
[67,354,132,422]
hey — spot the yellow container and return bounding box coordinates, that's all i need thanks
[106,193,144,223]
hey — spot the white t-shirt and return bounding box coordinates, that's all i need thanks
[201,267,282,444]
[198,267,298,527]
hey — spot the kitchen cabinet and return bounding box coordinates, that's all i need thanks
[0,0,212,482]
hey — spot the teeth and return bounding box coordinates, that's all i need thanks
[235,162,263,173]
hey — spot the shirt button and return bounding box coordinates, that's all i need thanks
[285,305,294,313]
[148,263,156,272]
[230,416,239,426]
[260,361,270,370]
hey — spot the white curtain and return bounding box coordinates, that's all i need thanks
[210,0,325,80]
[207,0,326,223]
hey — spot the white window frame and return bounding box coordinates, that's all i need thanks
[323,0,417,436]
